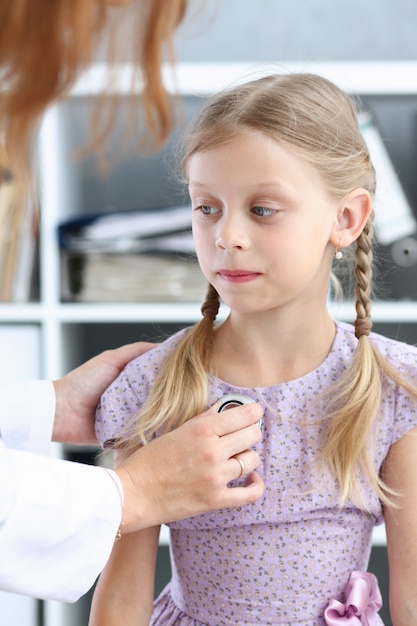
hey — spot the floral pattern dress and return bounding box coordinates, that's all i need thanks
[96,321,417,625]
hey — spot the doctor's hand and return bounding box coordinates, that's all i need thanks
[115,402,265,531]
[52,342,156,446]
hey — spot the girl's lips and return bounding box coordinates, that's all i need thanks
[217,269,260,283]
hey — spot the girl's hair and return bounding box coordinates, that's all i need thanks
[0,0,188,191]
[118,73,417,509]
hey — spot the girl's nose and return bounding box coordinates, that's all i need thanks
[215,213,250,251]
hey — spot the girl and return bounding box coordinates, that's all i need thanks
[89,72,417,625]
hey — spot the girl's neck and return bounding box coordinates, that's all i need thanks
[212,309,336,388]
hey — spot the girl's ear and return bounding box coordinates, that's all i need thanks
[330,188,373,249]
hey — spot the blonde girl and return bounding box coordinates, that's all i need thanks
[90,73,417,625]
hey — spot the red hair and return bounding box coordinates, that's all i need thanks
[0,0,188,185]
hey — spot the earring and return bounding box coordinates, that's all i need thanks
[335,241,343,260]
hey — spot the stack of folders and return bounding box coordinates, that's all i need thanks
[0,146,38,303]
[58,204,208,303]
[356,111,417,300]
[58,110,417,304]
[331,111,417,301]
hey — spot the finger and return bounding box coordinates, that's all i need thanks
[219,422,262,461]
[228,449,260,481]
[223,472,265,508]
[209,402,264,436]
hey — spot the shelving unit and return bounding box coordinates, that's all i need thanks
[4,299,417,383]
[1,60,416,379]
[3,61,417,625]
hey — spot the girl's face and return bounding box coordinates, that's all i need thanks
[189,130,340,317]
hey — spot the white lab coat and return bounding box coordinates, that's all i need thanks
[0,381,121,602]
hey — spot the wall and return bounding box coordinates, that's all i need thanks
[175,0,417,62]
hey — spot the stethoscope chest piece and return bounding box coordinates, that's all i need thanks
[217,393,263,430]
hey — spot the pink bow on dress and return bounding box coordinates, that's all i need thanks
[324,570,383,625]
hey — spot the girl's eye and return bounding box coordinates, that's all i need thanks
[252,206,277,217]
[196,205,220,216]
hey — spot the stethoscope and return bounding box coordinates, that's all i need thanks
[217,393,263,430]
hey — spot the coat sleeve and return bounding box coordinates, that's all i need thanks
[0,381,122,602]
[0,380,55,454]
[0,443,122,601]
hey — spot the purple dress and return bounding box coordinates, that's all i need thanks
[96,321,417,625]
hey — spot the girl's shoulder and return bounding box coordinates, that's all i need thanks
[122,326,191,381]
[336,320,417,373]
[336,321,417,444]
[95,327,191,447]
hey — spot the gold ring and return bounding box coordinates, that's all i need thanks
[233,455,245,478]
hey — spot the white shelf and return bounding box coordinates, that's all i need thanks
[329,300,417,323]
[70,61,417,97]
[0,303,45,322]
[1,300,417,324]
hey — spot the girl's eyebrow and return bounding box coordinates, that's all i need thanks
[251,179,294,191]
[189,180,297,206]
[189,179,288,189]
[189,181,206,187]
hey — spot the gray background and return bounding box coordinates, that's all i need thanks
[174,0,417,62]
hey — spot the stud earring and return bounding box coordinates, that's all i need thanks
[335,241,343,260]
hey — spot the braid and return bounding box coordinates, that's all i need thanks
[115,284,219,454]
[354,212,374,339]
[201,283,220,322]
